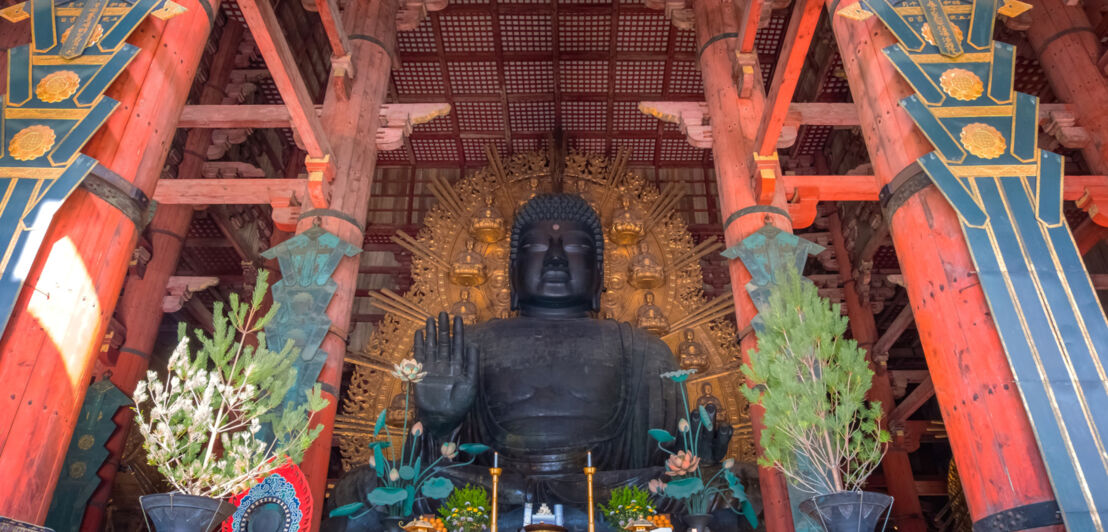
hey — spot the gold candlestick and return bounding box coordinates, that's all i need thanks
[490,466,502,532]
[584,466,597,532]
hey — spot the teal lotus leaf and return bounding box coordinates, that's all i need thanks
[399,465,416,480]
[373,409,388,437]
[664,477,704,499]
[421,476,455,499]
[368,487,409,506]
[368,440,392,450]
[725,469,758,528]
[698,405,713,431]
[648,428,675,444]
[373,447,387,477]
[329,502,365,517]
[412,456,422,480]
[459,443,491,455]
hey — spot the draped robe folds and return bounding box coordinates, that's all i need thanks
[418,318,682,505]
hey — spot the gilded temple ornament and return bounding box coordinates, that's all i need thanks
[609,194,646,246]
[940,68,984,101]
[450,239,488,286]
[628,240,665,289]
[36,70,81,103]
[60,24,105,50]
[8,125,56,161]
[470,195,506,243]
[920,23,963,47]
[960,123,1007,159]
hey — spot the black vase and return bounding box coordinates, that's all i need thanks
[799,491,894,532]
[683,513,714,532]
[381,517,406,531]
[139,493,236,532]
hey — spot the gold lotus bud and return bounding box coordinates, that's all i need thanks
[8,125,56,161]
[940,68,984,101]
[960,123,1007,159]
[36,70,81,103]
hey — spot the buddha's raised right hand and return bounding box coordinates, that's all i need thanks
[413,312,479,437]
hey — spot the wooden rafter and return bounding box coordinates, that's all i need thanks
[236,0,333,160]
[755,0,824,156]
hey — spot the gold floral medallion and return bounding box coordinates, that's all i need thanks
[960,123,1007,159]
[60,24,105,49]
[920,23,963,46]
[940,68,983,101]
[8,125,57,161]
[36,70,81,103]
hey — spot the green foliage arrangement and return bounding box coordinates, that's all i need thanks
[132,270,329,498]
[598,485,656,529]
[329,361,490,520]
[647,370,758,527]
[741,265,890,496]
[437,484,490,532]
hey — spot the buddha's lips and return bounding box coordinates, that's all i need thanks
[541,268,569,282]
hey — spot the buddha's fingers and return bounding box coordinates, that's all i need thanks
[423,317,437,365]
[464,344,479,382]
[437,311,451,366]
[451,315,465,376]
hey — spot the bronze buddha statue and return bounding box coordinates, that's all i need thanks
[413,195,730,500]
[678,328,710,373]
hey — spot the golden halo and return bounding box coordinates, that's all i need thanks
[8,125,57,161]
[920,24,963,46]
[60,24,105,49]
[960,123,1007,159]
[36,70,81,103]
[940,68,983,101]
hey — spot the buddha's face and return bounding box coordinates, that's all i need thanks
[512,219,601,314]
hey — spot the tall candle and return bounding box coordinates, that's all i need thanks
[587,451,592,467]
[494,452,499,468]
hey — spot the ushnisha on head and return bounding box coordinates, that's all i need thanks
[509,194,605,316]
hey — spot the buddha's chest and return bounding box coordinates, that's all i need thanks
[473,321,625,433]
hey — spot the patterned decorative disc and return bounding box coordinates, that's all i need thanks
[60,24,105,49]
[224,461,313,532]
[36,70,81,103]
[8,125,56,161]
[940,68,983,101]
[960,123,1007,159]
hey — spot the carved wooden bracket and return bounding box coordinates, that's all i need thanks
[733,52,759,99]
[201,162,267,179]
[163,276,220,313]
[332,54,356,101]
[1076,186,1108,227]
[637,101,712,148]
[376,103,453,151]
[786,184,819,229]
[271,191,303,233]
[752,152,779,204]
[398,0,449,30]
[304,154,334,209]
[1040,109,1091,150]
[643,0,694,29]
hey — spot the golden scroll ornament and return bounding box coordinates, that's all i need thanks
[36,70,81,103]
[960,123,1007,159]
[939,68,984,101]
[920,23,963,47]
[9,125,57,161]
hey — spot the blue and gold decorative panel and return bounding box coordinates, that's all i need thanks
[261,224,360,412]
[0,0,184,331]
[44,379,130,532]
[853,0,1108,527]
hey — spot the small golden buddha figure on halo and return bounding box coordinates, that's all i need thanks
[519,177,541,210]
[678,328,710,372]
[696,382,727,422]
[628,240,665,289]
[609,193,646,246]
[450,239,488,286]
[470,194,506,243]
[450,289,479,325]
[636,291,669,336]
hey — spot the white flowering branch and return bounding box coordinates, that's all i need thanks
[132,270,330,499]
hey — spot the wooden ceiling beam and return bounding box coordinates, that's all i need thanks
[237,0,333,160]
[755,0,826,156]
[153,178,311,205]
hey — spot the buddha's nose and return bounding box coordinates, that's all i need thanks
[543,238,569,269]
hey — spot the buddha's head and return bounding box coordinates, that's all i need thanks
[702,383,713,395]
[510,194,604,316]
[683,328,695,341]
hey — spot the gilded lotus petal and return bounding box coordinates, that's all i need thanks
[36,70,81,103]
[8,125,56,161]
[940,68,983,102]
[960,123,1007,159]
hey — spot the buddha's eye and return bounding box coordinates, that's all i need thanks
[522,242,549,252]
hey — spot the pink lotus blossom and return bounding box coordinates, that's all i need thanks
[665,450,700,477]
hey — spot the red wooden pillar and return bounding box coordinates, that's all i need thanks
[79,19,244,530]
[828,1,1059,526]
[292,0,396,524]
[827,211,925,531]
[690,0,795,529]
[0,0,220,523]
